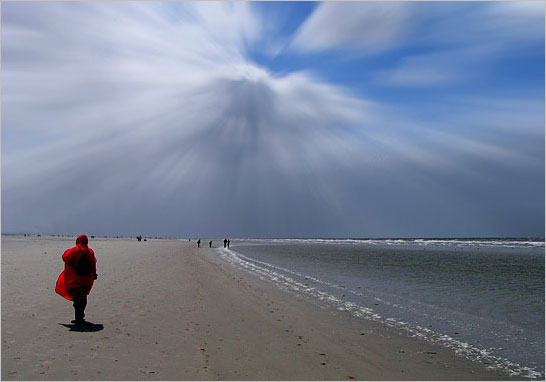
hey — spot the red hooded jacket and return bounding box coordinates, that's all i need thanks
[55,234,97,301]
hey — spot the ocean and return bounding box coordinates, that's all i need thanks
[215,238,545,379]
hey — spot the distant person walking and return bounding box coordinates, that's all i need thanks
[227,239,230,248]
[224,238,227,248]
[197,239,201,248]
[209,241,212,248]
[55,234,98,325]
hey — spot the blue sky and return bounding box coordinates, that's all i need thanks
[1,1,544,238]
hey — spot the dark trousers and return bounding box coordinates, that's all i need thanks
[72,294,87,322]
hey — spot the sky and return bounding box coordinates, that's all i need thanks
[1,1,544,238]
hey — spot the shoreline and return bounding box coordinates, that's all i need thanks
[2,236,518,380]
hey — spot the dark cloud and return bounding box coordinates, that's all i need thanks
[2,2,544,237]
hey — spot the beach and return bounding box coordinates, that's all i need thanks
[2,236,518,380]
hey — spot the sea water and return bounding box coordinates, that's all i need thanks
[215,238,545,379]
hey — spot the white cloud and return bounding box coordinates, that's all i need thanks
[375,45,496,87]
[376,61,457,87]
[480,1,544,42]
[2,2,390,235]
[289,2,543,89]
[290,2,410,53]
[1,2,543,237]
[416,1,544,48]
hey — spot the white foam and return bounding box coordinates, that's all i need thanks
[242,238,545,249]
[215,247,544,380]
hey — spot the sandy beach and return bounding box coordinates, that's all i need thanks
[2,236,516,380]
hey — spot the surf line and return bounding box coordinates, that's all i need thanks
[216,247,542,380]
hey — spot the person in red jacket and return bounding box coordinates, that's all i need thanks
[55,234,97,325]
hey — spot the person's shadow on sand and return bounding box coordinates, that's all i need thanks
[58,322,104,332]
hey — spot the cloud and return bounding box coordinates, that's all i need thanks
[394,2,544,87]
[290,2,410,54]
[2,2,544,238]
[456,1,544,45]
[401,2,544,49]
[375,51,463,87]
[290,2,543,90]
[374,45,499,87]
[1,2,387,236]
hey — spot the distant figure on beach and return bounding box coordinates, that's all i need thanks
[55,234,98,325]
[137,235,142,242]
[224,238,227,248]
[209,240,212,248]
[197,239,201,248]
[227,239,230,248]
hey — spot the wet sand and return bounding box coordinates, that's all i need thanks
[2,236,516,380]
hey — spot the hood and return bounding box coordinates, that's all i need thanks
[76,234,88,246]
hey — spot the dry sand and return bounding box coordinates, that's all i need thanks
[2,236,516,380]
